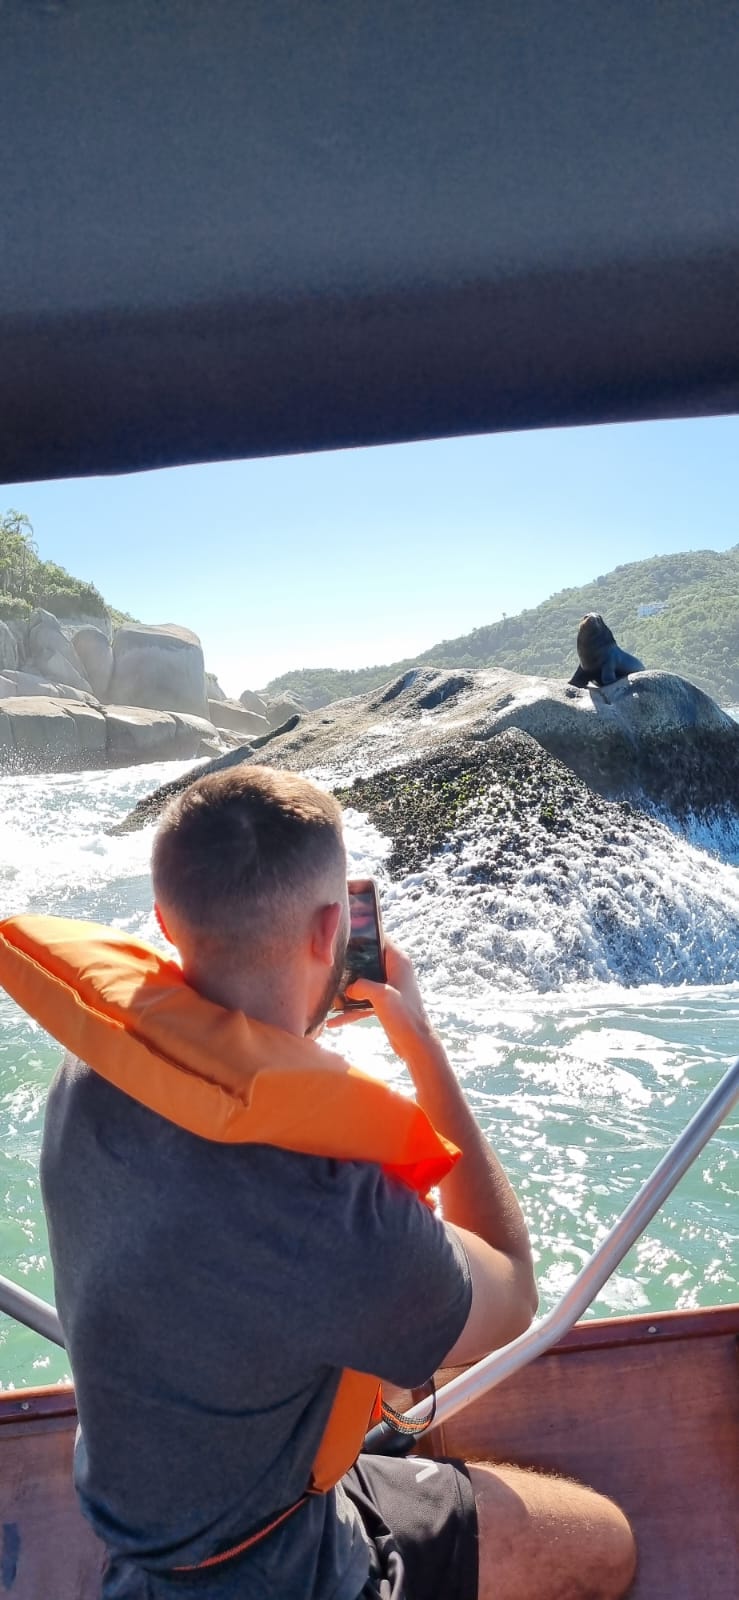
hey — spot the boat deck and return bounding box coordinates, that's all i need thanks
[1,1306,737,1599]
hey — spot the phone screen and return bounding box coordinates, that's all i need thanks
[336,880,385,1011]
[346,886,385,986]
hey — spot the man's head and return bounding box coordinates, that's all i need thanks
[151,766,349,1035]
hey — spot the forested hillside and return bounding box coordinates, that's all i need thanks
[0,509,127,626]
[266,546,739,708]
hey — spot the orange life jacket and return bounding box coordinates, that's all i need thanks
[0,914,459,1501]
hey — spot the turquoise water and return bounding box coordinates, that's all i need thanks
[1,763,738,1389]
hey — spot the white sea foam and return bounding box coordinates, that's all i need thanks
[343,802,739,994]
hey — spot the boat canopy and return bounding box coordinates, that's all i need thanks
[2,1,739,484]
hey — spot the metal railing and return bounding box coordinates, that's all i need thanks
[366,1054,739,1448]
[1,1058,737,1444]
[0,1273,63,1348]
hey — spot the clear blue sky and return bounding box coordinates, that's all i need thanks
[6,415,738,696]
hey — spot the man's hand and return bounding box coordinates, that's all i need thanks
[332,934,538,1361]
[328,939,436,1065]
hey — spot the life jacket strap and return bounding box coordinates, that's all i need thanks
[171,1493,310,1572]
[381,1376,437,1437]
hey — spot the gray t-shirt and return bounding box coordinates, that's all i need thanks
[40,1056,471,1599]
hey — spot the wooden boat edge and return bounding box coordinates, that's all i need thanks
[2,1302,737,1429]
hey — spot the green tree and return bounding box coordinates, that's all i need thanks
[0,510,39,599]
[0,508,123,626]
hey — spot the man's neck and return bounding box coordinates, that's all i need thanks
[181,959,308,1038]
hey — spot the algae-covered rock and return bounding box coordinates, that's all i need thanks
[110,664,739,837]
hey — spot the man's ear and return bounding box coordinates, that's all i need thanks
[154,903,174,946]
[311,901,342,967]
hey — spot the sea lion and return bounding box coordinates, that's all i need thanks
[568,614,644,688]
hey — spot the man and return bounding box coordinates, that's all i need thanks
[40,766,636,1599]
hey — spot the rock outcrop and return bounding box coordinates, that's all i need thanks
[104,707,215,766]
[0,697,107,772]
[263,665,739,821]
[0,670,99,704]
[113,665,739,836]
[0,621,18,672]
[206,671,227,703]
[262,692,305,729]
[72,625,114,700]
[0,612,235,772]
[108,715,301,833]
[208,699,270,738]
[0,698,219,774]
[23,608,95,696]
[239,688,269,716]
[336,727,739,990]
[107,623,209,717]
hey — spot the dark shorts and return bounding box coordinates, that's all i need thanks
[344,1454,478,1600]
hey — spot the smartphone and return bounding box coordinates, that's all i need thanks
[336,878,386,1012]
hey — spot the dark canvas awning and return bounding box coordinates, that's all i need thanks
[2,2,739,483]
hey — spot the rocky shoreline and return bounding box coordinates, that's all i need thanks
[111,663,739,889]
[0,698,222,774]
[0,610,300,775]
[262,664,739,826]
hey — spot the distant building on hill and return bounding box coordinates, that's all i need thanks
[637,601,667,618]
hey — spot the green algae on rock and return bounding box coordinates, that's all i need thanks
[336,728,646,882]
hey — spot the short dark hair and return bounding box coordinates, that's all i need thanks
[151,765,344,943]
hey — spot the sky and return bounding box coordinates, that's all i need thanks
[5,415,738,697]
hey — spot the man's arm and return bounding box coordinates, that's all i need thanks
[343,941,539,1366]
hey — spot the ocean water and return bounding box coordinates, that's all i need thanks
[0,761,737,1389]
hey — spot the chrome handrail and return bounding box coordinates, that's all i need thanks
[0,1272,63,1347]
[372,1054,739,1443]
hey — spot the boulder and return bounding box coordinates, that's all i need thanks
[104,707,216,766]
[25,608,95,695]
[73,625,114,700]
[60,700,108,760]
[0,621,18,671]
[258,665,739,823]
[206,672,227,702]
[170,713,221,757]
[239,688,268,716]
[55,612,113,641]
[263,694,305,729]
[484,668,737,815]
[5,619,27,650]
[208,699,270,737]
[0,698,220,774]
[108,623,208,717]
[110,665,739,836]
[0,696,106,773]
[0,669,99,704]
[103,706,180,766]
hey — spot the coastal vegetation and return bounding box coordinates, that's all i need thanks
[335,731,639,884]
[266,546,739,708]
[0,510,129,626]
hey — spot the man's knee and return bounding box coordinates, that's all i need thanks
[467,1462,636,1600]
[579,1490,637,1599]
